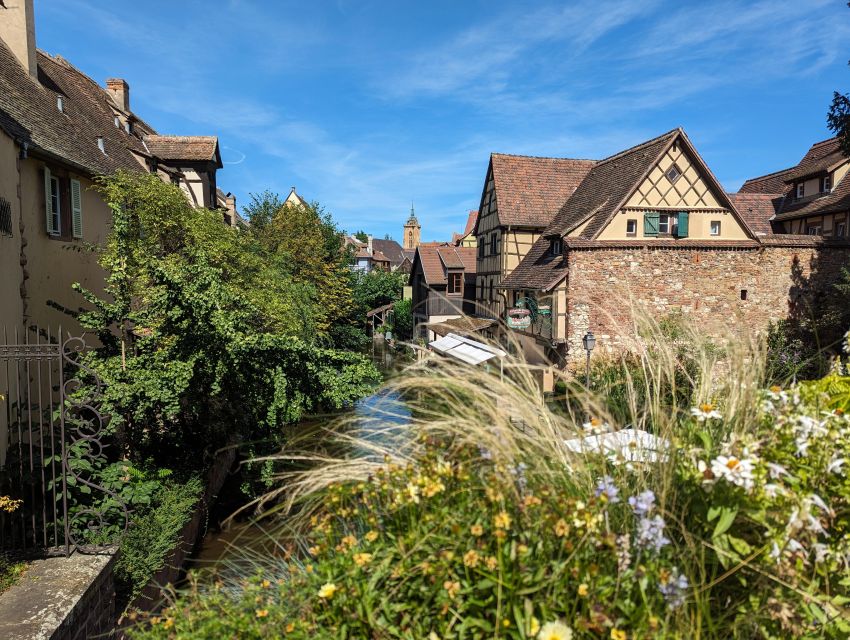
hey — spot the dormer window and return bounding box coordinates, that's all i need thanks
[124,120,132,134]
[550,237,562,256]
[97,136,106,154]
[114,116,121,128]
[822,175,832,193]
[447,271,463,295]
[56,95,65,112]
[796,183,805,199]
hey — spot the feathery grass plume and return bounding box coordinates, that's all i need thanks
[128,309,850,639]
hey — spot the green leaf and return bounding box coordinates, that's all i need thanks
[711,506,738,538]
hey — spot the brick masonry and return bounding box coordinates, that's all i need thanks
[562,242,850,368]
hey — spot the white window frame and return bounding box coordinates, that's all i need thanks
[807,225,821,236]
[710,220,721,236]
[658,213,670,235]
[823,175,832,192]
[837,221,846,237]
[796,183,805,199]
[550,237,562,256]
[626,219,637,236]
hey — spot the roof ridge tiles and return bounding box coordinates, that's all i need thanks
[491,152,598,162]
[593,128,680,168]
[741,166,797,183]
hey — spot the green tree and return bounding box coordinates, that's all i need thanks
[827,2,850,156]
[74,171,379,466]
[354,230,368,243]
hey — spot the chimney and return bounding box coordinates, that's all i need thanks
[225,194,237,225]
[106,78,130,112]
[0,0,38,79]
[367,234,373,254]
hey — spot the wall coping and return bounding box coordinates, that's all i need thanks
[562,235,850,251]
[0,549,117,640]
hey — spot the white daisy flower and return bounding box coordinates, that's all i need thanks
[710,455,756,492]
[691,402,722,422]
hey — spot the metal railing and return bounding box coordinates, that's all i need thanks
[0,327,127,556]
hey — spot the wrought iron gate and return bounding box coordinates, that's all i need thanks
[0,327,127,556]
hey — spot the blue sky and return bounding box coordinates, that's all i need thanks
[36,0,850,242]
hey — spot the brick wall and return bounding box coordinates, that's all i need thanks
[562,240,850,368]
[55,554,117,640]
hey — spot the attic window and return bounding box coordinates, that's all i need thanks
[665,163,682,183]
[796,183,805,199]
[97,136,106,154]
[822,175,832,192]
[124,120,132,134]
[550,237,562,256]
[114,116,121,128]
[56,95,65,112]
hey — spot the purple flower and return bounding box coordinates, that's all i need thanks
[628,490,656,516]
[595,475,620,504]
[636,514,670,553]
[658,568,689,608]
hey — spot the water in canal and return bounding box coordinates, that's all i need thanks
[190,338,410,572]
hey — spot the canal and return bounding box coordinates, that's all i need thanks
[189,337,410,573]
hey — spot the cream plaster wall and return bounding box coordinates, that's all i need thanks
[597,208,748,240]
[0,131,24,331]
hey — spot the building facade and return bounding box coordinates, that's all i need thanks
[740,137,850,237]
[487,129,850,381]
[0,0,232,335]
[410,244,477,341]
[473,154,595,320]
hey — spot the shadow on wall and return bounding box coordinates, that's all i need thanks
[784,240,850,375]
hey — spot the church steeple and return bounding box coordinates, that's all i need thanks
[403,202,421,250]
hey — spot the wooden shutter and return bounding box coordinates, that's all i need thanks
[44,167,57,234]
[676,211,689,238]
[70,179,83,238]
[643,212,659,236]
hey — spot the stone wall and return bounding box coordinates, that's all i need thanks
[561,238,850,368]
[0,550,117,640]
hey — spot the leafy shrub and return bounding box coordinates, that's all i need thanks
[0,556,26,594]
[126,323,850,638]
[115,477,203,605]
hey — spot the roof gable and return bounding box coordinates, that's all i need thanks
[544,129,679,238]
[483,153,596,229]
[412,243,477,285]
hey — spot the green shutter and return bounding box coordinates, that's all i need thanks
[677,211,689,238]
[644,212,659,237]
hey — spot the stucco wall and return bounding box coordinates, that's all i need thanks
[0,131,24,331]
[557,243,850,369]
[19,155,112,333]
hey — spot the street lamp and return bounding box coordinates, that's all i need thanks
[582,330,595,390]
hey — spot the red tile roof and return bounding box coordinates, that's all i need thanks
[145,135,221,164]
[783,137,844,181]
[739,167,796,194]
[414,243,477,285]
[727,192,782,236]
[489,154,596,227]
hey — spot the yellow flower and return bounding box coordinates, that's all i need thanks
[423,478,446,497]
[405,482,420,503]
[260,579,271,589]
[494,511,512,529]
[307,545,321,556]
[162,618,174,629]
[484,556,498,571]
[577,583,589,597]
[485,486,503,502]
[365,530,379,542]
[502,618,511,628]
[554,519,569,537]
[611,629,627,640]
[443,580,461,599]
[255,609,269,618]
[523,494,542,508]
[340,534,357,549]
[470,524,484,537]
[285,622,296,633]
[494,529,507,540]
[317,582,337,599]
[518,543,529,555]
[538,621,574,640]
[529,616,540,636]
[353,552,373,567]
[463,549,480,568]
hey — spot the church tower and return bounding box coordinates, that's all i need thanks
[403,203,421,250]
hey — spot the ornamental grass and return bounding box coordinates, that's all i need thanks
[129,314,850,639]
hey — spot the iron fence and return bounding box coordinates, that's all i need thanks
[0,327,126,556]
